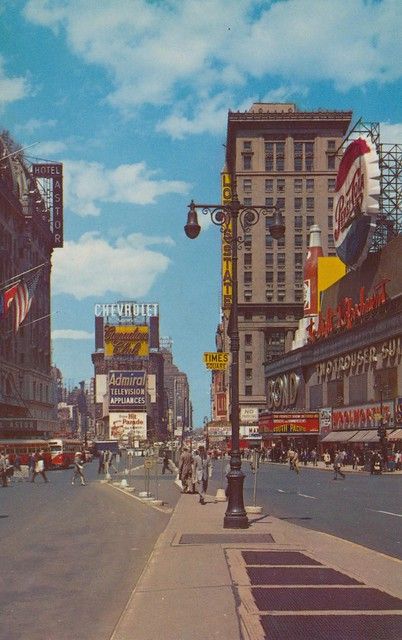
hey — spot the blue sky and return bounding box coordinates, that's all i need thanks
[1,0,402,427]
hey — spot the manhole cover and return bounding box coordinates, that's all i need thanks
[179,533,274,545]
[247,567,363,585]
[260,614,402,640]
[242,551,322,566]
[252,586,402,611]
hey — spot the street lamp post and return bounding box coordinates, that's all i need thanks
[184,185,285,529]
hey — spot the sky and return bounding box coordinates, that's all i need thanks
[1,0,402,428]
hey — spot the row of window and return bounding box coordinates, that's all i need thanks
[242,139,336,172]
[244,196,336,212]
[244,232,334,250]
[243,177,336,193]
[243,290,304,303]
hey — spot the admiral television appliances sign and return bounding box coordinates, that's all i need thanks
[108,370,146,411]
[333,137,380,269]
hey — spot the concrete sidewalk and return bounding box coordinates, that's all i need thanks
[110,487,402,640]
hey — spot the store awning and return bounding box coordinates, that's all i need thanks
[388,428,402,441]
[348,430,380,443]
[321,430,358,442]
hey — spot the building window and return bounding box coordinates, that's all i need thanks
[310,384,323,409]
[244,271,252,285]
[276,197,285,210]
[327,154,335,170]
[277,237,285,248]
[265,271,273,283]
[245,334,252,346]
[294,178,303,192]
[294,253,303,267]
[328,215,333,229]
[349,373,368,405]
[294,141,314,171]
[243,154,252,170]
[243,179,252,193]
[243,197,252,206]
[265,178,273,192]
[265,235,273,248]
[277,271,285,283]
[294,216,303,229]
[295,290,303,302]
[244,290,252,302]
[245,351,252,363]
[306,215,315,227]
[277,253,285,267]
[294,270,303,283]
[265,197,274,209]
[265,141,285,172]
[244,253,252,267]
[277,178,285,192]
[265,253,273,266]
[245,368,253,381]
[327,379,344,407]
[306,178,314,192]
[327,140,336,150]
[306,197,314,211]
[328,197,334,211]
[328,178,336,192]
[294,197,302,211]
[245,385,253,396]
[295,234,303,247]
[243,140,252,150]
[328,234,334,246]
[244,233,252,250]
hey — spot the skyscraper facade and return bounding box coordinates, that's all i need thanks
[222,103,352,417]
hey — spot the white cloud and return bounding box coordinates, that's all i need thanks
[380,122,402,145]
[52,329,94,340]
[15,118,57,135]
[23,0,402,134]
[52,231,173,299]
[33,140,67,157]
[0,55,30,108]
[63,159,189,216]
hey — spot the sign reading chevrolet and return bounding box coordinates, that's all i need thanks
[203,352,229,370]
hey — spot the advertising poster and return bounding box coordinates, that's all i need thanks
[109,412,147,441]
[108,370,146,412]
[104,324,149,357]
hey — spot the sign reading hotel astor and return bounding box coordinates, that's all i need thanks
[104,324,149,357]
[108,370,146,411]
[32,163,63,248]
[333,137,380,269]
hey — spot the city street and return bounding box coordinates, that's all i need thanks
[0,459,179,640]
[209,460,402,559]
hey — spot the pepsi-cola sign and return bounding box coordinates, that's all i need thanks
[333,137,380,269]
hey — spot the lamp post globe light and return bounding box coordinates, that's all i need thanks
[184,184,285,529]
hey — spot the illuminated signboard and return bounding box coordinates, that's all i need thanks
[109,412,147,440]
[32,163,63,248]
[108,370,146,412]
[94,302,159,318]
[259,412,319,434]
[221,170,233,312]
[104,324,149,357]
[333,137,380,269]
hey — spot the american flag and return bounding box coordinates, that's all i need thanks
[13,268,42,333]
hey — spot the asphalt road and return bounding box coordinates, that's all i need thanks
[209,459,402,559]
[0,460,179,640]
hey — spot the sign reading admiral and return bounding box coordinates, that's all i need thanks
[108,370,146,411]
[333,137,380,269]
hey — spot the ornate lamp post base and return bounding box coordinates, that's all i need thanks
[223,468,248,529]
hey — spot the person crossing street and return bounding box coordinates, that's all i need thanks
[71,451,86,486]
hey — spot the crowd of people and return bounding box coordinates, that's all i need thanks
[0,449,90,487]
[178,446,212,504]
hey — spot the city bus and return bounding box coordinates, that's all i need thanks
[0,437,83,469]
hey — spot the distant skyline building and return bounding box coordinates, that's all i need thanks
[219,103,353,420]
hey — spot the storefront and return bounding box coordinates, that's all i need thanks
[263,237,402,456]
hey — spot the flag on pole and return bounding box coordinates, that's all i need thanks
[0,282,20,319]
[13,268,42,333]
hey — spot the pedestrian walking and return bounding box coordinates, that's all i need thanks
[31,450,49,483]
[71,451,86,486]
[333,451,346,480]
[98,449,105,474]
[12,454,25,482]
[0,452,8,487]
[192,446,211,504]
[161,451,171,474]
[323,451,331,468]
[178,447,193,493]
[287,447,300,474]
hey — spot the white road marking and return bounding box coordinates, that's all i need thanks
[298,493,317,500]
[369,509,402,518]
[278,489,286,493]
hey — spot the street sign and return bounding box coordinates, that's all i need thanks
[203,352,229,370]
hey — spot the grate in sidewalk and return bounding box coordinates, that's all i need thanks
[242,550,322,566]
[260,614,402,640]
[247,567,363,585]
[252,586,402,611]
[179,533,274,545]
